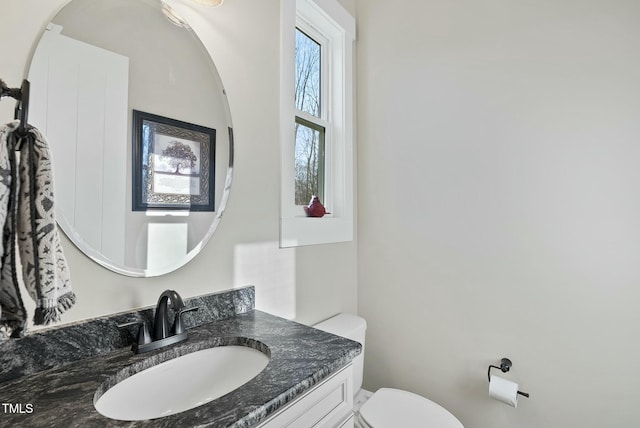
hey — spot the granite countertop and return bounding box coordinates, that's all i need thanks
[0,310,361,428]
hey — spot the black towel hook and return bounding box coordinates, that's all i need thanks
[1,78,30,137]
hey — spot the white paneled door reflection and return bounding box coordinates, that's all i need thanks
[29,23,129,265]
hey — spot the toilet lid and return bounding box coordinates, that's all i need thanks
[358,388,463,428]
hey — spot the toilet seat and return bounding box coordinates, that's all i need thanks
[356,388,463,428]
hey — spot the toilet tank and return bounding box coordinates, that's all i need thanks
[313,313,366,393]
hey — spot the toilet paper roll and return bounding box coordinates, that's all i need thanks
[489,375,519,408]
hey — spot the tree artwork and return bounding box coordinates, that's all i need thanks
[161,141,198,175]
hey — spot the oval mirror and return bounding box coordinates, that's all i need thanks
[27,0,233,277]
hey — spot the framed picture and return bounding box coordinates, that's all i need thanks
[132,110,216,211]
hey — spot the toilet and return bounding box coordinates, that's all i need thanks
[314,314,463,428]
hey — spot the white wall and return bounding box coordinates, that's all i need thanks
[357,1,640,427]
[0,0,357,329]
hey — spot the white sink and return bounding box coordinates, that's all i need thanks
[94,345,270,421]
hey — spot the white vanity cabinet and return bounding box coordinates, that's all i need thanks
[257,365,354,428]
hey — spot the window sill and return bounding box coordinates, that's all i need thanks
[280,216,353,247]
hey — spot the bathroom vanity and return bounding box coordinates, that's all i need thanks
[0,287,361,427]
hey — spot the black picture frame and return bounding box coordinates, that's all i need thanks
[132,110,216,211]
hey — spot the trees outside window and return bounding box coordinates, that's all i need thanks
[294,28,325,205]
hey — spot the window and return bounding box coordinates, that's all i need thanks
[295,29,321,118]
[280,0,355,247]
[295,116,325,205]
[295,28,325,205]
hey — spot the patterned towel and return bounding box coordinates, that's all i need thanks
[0,122,26,338]
[0,121,75,338]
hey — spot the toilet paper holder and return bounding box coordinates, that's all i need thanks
[487,358,530,398]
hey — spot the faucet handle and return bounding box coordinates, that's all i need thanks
[117,321,152,347]
[171,306,199,335]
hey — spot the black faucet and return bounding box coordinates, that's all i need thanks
[154,289,185,340]
[118,289,198,354]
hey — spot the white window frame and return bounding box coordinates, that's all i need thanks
[280,0,355,247]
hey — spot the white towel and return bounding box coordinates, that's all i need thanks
[0,121,75,338]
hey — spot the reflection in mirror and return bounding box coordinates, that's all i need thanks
[27,0,233,277]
